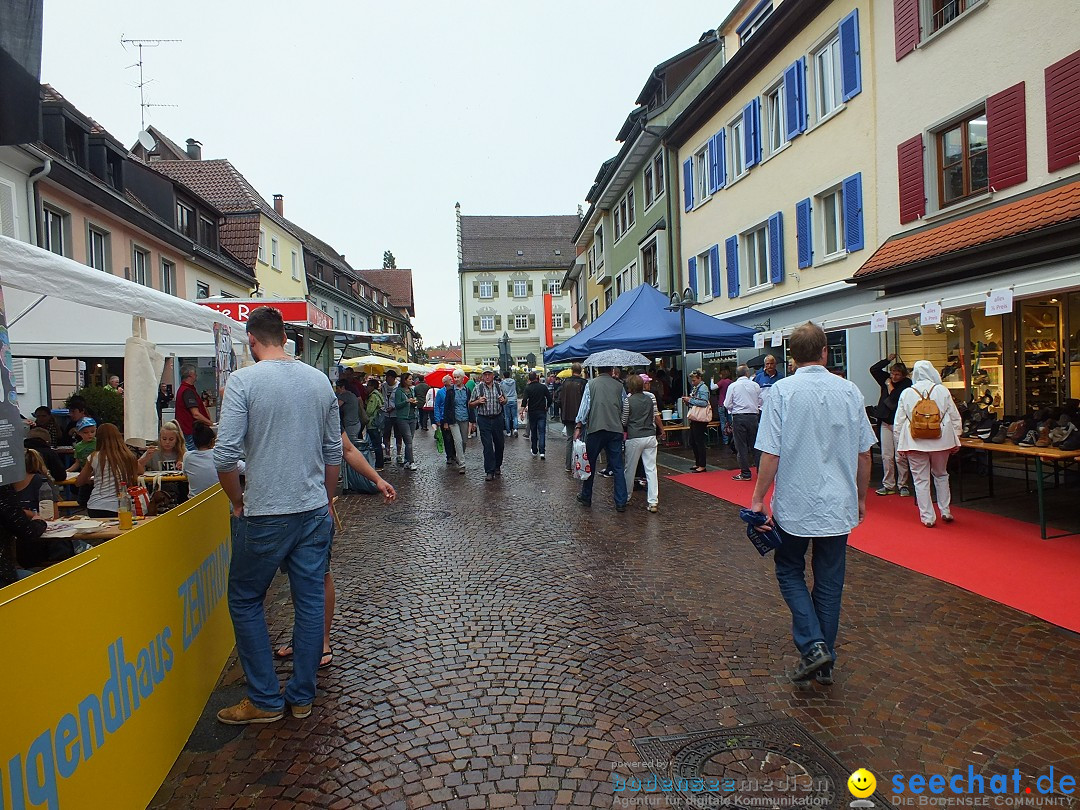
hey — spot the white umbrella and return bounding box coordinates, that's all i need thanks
[583,349,650,368]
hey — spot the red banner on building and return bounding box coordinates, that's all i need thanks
[198,299,332,331]
[543,293,553,349]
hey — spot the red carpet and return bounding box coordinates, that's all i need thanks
[671,470,1080,633]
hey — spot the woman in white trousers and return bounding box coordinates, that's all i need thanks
[894,361,963,527]
[622,375,665,513]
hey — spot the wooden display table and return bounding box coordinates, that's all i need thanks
[958,438,1080,539]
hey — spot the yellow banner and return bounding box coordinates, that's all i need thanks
[1,488,234,810]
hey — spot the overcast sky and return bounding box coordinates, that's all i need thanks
[41,0,735,346]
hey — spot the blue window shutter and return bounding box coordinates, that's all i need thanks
[716,129,727,189]
[707,136,718,195]
[843,173,865,252]
[687,255,698,297]
[768,212,784,284]
[839,9,862,102]
[743,101,759,168]
[783,59,808,140]
[709,244,721,297]
[725,236,740,299]
[683,158,694,212]
[795,198,813,268]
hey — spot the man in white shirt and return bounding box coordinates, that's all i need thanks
[724,365,762,480]
[751,322,875,685]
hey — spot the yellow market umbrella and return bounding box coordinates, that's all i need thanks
[556,368,573,378]
[342,355,407,374]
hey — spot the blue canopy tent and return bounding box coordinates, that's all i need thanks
[544,284,757,362]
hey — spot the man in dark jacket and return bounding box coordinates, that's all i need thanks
[870,355,912,496]
[521,372,552,458]
[559,363,587,471]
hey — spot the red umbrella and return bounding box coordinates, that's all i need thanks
[425,366,457,388]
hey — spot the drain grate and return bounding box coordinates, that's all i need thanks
[632,719,887,809]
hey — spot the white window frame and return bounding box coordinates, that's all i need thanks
[644,151,665,211]
[291,250,300,280]
[87,225,108,271]
[196,281,210,299]
[729,117,746,180]
[513,279,528,298]
[270,236,280,270]
[693,144,710,206]
[696,250,715,300]
[740,1,774,44]
[742,224,770,291]
[765,82,787,157]
[640,237,659,288]
[813,34,843,122]
[547,279,561,296]
[258,229,267,263]
[615,261,636,297]
[589,298,599,321]
[818,185,847,260]
[614,186,636,241]
[479,280,494,299]
[160,258,177,295]
[479,315,495,332]
[552,312,565,330]
[132,245,150,287]
[43,206,67,257]
[593,224,605,271]
[514,314,529,331]
[921,0,985,40]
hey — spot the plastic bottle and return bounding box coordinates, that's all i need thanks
[39,497,55,521]
[118,482,133,530]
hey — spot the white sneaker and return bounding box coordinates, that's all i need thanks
[540,453,545,460]
[397,455,404,466]
[406,462,418,471]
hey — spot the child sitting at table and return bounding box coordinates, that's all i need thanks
[138,420,185,474]
[183,422,244,496]
[75,423,138,518]
[67,417,96,473]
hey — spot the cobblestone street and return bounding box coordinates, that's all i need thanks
[153,427,1080,809]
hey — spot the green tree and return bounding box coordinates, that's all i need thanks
[382,250,397,269]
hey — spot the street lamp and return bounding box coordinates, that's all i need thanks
[665,287,697,420]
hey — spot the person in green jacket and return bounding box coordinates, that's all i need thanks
[392,373,418,470]
[364,379,386,470]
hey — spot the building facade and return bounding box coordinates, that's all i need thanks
[457,209,579,367]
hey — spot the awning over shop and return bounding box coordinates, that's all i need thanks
[0,235,247,357]
[780,260,1080,333]
[544,283,756,362]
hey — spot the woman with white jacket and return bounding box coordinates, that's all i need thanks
[894,360,963,527]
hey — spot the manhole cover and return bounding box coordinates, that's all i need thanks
[633,719,887,809]
[382,507,452,525]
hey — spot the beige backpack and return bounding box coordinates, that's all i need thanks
[909,385,943,440]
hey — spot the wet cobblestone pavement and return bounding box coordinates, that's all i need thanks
[153,428,1080,809]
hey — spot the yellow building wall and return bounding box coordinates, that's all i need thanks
[677,0,876,319]
[184,260,251,300]
[256,216,308,299]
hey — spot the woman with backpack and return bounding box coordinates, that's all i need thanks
[894,360,963,528]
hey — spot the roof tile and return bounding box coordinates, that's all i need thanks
[855,181,1080,278]
[459,215,580,270]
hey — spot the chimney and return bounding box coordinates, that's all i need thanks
[273,194,284,216]
[185,138,202,160]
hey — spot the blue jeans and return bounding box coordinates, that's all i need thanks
[528,412,546,454]
[772,525,848,659]
[580,430,627,507]
[366,423,385,468]
[477,413,505,474]
[717,406,732,444]
[228,505,334,710]
[504,404,518,434]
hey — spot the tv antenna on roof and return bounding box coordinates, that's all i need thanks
[120,36,182,129]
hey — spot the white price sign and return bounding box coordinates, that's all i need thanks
[754,332,766,349]
[986,289,1014,316]
[770,331,784,347]
[870,311,888,333]
[920,303,942,326]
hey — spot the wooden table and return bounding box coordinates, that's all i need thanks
[958,438,1080,539]
[70,515,158,543]
[660,422,689,447]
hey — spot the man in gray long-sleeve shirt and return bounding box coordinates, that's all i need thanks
[214,306,342,726]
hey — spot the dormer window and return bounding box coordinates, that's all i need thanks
[64,120,87,168]
[177,203,194,237]
[198,216,216,251]
[738,1,774,45]
[105,151,123,191]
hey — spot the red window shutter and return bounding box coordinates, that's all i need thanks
[894,0,920,61]
[897,135,925,224]
[987,82,1027,192]
[1046,49,1080,172]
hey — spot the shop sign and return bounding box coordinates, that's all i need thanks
[870,311,888,333]
[920,302,942,326]
[770,331,784,347]
[703,350,738,361]
[986,289,1014,316]
[199,299,333,331]
[754,332,766,349]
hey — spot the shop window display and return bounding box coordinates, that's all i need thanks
[969,311,1003,415]
[1020,303,1061,413]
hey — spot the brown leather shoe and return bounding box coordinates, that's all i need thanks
[1035,426,1051,447]
[216,698,284,725]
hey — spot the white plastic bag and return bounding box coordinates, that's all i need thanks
[572,439,591,481]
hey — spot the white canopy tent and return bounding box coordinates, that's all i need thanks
[0,235,248,357]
